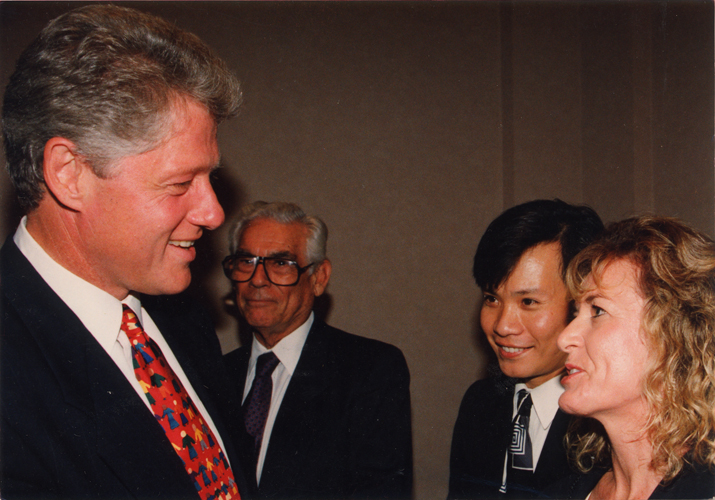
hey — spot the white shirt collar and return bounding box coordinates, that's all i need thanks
[514,375,564,430]
[13,216,130,355]
[249,312,314,376]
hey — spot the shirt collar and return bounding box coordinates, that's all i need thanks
[250,312,314,376]
[13,216,128,354]
[515,375,564,430]
[122,294,144,325]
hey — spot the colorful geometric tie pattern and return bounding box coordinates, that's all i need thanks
[509,389,534,471]
[242,352,280,454]
[121,305,240,500]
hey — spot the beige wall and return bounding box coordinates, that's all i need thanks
[1,2,713,499]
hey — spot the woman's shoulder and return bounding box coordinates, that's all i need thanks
[546,464,715,500]
[651,463,715,500]
[542,468,606,500]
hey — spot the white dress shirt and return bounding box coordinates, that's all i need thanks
[242,313,313,484]
[500,374,565,487]
[13,217,230,458]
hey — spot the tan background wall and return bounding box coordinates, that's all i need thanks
[1,2,713,499]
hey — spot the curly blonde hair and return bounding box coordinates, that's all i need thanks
[564,215,715,482]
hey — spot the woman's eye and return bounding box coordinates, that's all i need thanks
[591,305,605,317]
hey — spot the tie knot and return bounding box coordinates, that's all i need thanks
[121,305,145,339]
[516,389,532,417]
[256,352,280,378]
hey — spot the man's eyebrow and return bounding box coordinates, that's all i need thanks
[234,249,297,260]
[512,288,542,296]
[267,251,297,260]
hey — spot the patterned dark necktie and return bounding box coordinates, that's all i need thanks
[242,352,280,455]
[121,305,240,500]
[509,389,534,471]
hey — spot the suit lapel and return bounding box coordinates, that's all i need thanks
[534,408,571,479]
[492,387,517,478]
[89,352,197,497]
[147,301,228,444]
[270,319,332,422]
[225,347,259,493]
[280,320,332,401]
[229,346,251,402]
[2,240,199,498]
[260,320,333,489]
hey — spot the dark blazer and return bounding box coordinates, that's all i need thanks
[0,237,248,499]
[224,319,413,500]
[545,464,715,499]
[449,376,573,499]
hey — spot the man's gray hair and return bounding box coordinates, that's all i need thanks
[3,4,242,211]
[228,201,328,267]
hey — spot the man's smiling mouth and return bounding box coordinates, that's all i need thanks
[169,240,195,248]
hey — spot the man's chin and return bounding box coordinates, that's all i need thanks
[497,363,531,381]
[138,274,192,296]
[242,314,277,330]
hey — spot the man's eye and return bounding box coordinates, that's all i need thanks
[273,259,295,268]
[522,298,537,306]
[170,181,192,194]
[483,294,497,304]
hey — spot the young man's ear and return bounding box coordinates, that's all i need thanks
[42,137,91,211]
[312,259,332,297]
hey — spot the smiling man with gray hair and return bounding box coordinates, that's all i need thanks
[1,5,246,498]
[223,200,413,499]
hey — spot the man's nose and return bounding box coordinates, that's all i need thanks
[249,260,270,287]
[492,306,521,337]
[187,176,225,230]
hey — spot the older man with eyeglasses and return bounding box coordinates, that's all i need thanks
[222,201,413,500]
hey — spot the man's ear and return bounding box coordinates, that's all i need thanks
[311,259,332,297]
[42,137,91,211]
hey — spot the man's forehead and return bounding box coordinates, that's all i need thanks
[497,242,566,293]
[239,219,308,254]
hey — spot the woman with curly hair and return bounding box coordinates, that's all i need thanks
[552,215,715,499]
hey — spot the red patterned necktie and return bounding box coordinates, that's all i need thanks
[121,305,240,500]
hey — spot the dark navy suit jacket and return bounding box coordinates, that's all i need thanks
[449,375,573,499]
[0,237,248,499]
[225,319,413,499]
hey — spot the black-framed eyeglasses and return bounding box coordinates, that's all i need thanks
[222,254,315,286]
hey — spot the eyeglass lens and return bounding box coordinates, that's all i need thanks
[229,257,300,285]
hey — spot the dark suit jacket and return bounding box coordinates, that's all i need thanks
[0,237,248,499]
[545,464,715,499]
[448,376,573,499]
[224,319,413,500]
